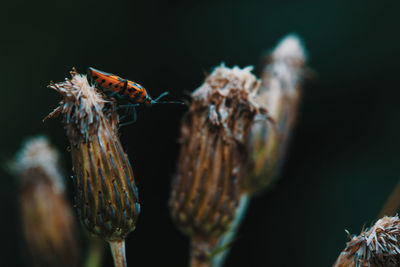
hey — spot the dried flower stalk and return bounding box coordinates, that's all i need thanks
[170,34,309,267]
[333,216,400,267]
[46,69,139,267]
[110,240,127,267]
[13,136,80,267]
[245,34,307,194]
[169,64,266,266]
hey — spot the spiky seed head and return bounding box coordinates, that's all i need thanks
[244,34,308,194]
[333,216,400,267]
[169,64,266,241]
[13,136,80,267]
[46,69,140,241]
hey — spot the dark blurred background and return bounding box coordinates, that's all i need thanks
[1,0,400,266]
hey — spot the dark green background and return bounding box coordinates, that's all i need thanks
[1,0,399,266]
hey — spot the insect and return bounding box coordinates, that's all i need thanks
[87,67,182,125]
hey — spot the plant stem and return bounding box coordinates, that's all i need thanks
[109,240,127,267]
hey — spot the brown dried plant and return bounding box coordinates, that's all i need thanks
[13,136,80,267]
[46,69,140,267]
[334,216,400,267]
[169,34,308,267]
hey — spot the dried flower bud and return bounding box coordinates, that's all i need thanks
[13,136,80,267]
[46,69,140,243]
[333,216,400,267]
[169,64,265,264]
[245,34,308,194]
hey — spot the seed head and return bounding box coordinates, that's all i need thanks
[46,69,140,242]
[169,64,265,242]
[245,34,307,194]
[13,136,80,267]
[334,216,400,267]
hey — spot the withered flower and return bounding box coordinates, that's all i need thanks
[333,216,400,267]
[170,34,309,267]
[245,34,308,194]
[46,69,139,266]
[13,136,80,267]
[169,64,266,266]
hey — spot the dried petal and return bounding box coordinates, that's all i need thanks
[334,216,400,267]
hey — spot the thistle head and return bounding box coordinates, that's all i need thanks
[46,68,140,242]
[334,216,400,267]
[169,64,265,241]
[244,34,308,194]
[13,136,80,267]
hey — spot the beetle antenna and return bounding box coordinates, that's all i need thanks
[150,91,185,105]
[154,91,170,102]
[152,100,185,105]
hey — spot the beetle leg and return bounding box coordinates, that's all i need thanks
[119,104,137,127]
[119,107,136,126]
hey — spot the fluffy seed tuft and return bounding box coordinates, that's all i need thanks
[334,216,400,267]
